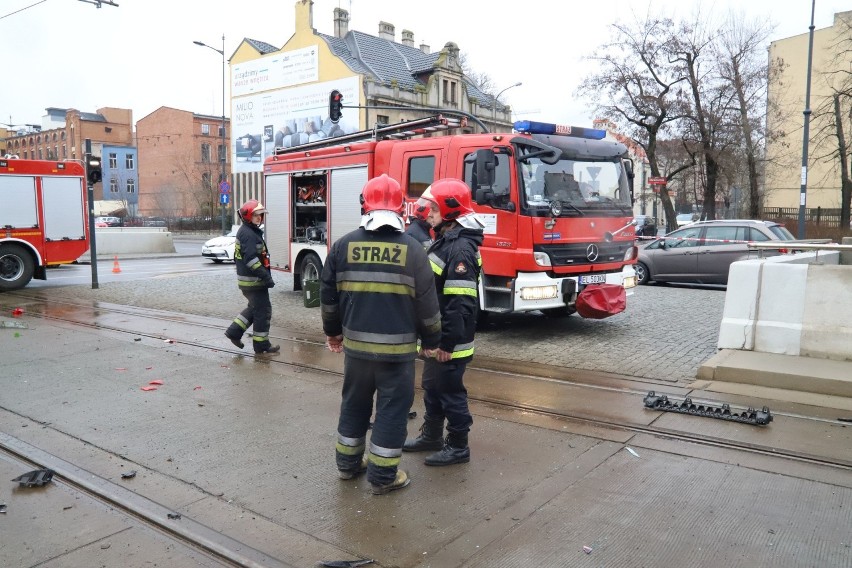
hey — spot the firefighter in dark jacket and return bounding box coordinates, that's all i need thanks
[224,200,280,356]
[404,178,484,466]
[405,186,434,249]
[321,174,441,495]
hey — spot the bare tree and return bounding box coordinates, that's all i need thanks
[458,52,495,95]
[577,15,694,232]
[716,14,780,218]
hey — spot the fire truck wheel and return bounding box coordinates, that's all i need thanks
[300,253,322,289]
[0,243,35,292]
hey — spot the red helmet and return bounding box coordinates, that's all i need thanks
[412,187,436,221]
[428,178,474,222]
[239,199,267,223]
[360,174,404,214]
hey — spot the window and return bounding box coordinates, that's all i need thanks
[201,124,210,135]
[202,172,212,190]
[125,154,134,169]
[666,226,702,248]
[450,81,457,104]
[463,151,512,200]
[376,115,389,126]
[442,80,449,102]
[407,156,436,198]
[110,178,119,193]
[126,179,135,194]
[201,143,211,163]
[218,125,225,137]
[62,144,66,159]
[38,148,43,159]
[109,153,117,168]
[749,228,770,242]
[704,225,747,247]
[218,144,225,163]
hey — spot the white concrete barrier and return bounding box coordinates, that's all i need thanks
[718,250,852,361]
[90,227,176,255]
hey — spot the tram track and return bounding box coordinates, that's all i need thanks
[8,293,852,473]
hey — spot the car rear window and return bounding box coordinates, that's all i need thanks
[768,225,795,240]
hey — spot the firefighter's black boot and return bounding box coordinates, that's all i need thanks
[424,432,470,466]
[402,416,444,452]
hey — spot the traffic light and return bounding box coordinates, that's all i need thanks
[87,156,102,185]
[329,90,343,123]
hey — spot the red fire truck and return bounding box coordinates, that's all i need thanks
[0,158,90,291]
[262,116,637,318]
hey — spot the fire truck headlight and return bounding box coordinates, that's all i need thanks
[520,285,559,300]
[623,246,638,262]
[533,251,551,267]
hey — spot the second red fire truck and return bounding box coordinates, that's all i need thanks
[262,116,637,318]
[0,158,90,291]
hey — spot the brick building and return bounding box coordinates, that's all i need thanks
[1,107,133,201]
[136,107,230,219]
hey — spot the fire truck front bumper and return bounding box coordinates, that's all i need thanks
[510,267,635,312]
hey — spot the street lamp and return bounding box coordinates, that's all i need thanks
[492,82,522,132]
[193,35,228,235]
[797,0,816,239]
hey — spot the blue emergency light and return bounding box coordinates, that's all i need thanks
[514,121,606,140]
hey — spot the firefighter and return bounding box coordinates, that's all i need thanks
[405,187,434,249]
[404,178,484,466]
[321,174,441,495]
[224,200,280,356]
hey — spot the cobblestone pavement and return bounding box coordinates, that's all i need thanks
[40,268,725,384]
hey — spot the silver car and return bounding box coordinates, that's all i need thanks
[635,220,795,285]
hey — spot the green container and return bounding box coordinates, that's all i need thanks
[304,279,320,308]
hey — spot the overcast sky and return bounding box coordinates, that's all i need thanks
[1,0,847,131]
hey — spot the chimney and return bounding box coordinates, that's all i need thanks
[295,0,313,32]
[401,29,415,47]
[378,21,395,42]
[420,42,430,54]
[333,7,349,38]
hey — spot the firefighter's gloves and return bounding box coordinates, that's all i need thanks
[326,335,344,353]
[263,276,275,288]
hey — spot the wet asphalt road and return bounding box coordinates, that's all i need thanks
[29,251,726,384]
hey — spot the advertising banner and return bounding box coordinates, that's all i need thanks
[231,45,319,97]
[230,76,360,174]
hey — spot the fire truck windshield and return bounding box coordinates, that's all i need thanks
[520,158,631,216]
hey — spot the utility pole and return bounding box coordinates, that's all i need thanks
[798,0,816,239]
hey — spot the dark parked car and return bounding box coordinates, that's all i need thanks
[634,215,657,238]
[635,219,795,285]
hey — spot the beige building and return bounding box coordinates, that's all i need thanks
[765,10,852,214]
[136,107,230,218]
[228,0,508,208]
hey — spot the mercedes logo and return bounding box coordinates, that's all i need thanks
[586,244,599,262]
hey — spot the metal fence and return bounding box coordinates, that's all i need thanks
[762,207,843,226]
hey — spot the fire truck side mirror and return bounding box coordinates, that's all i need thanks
[472,149,496,188]
[87,156,102,185]
[329,90,343,123]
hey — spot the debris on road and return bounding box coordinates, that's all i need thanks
[318,559,375,568]
[643,391,773,426]
[121,470,137,479]
[12,469,54,487]
[625,447,640,458]
[583,545,593,554]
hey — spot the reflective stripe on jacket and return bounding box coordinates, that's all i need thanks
[320,227,441,361]
[234,223,271,288]
[428,225,483,361]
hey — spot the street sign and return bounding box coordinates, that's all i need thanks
[219,180,231,194]
[648,177,667,185]
[220,193,229,205]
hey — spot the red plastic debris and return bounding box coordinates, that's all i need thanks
[11,308,24,318]
[163,339,175,344]
[148,379,164,385]
[193,386,202,390]
[140,386,158,391]
[145,366,153,370]
[115,368,128,371]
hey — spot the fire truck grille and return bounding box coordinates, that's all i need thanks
[536,242,632,266]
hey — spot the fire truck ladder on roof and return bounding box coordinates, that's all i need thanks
[273,115,466,156]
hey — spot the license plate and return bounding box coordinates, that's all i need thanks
[580,274,606,285]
